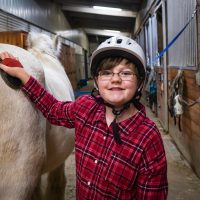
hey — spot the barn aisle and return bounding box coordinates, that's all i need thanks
[65,150,76,200]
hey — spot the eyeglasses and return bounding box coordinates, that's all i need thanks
[98,70,137,81]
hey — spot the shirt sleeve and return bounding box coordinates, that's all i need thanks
[136,127,168,200]
[21,76,75,128]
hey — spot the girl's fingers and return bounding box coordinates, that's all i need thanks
[0,52,8,60]
[0,52,16,60]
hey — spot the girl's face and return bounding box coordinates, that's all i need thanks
[96,58,139,108]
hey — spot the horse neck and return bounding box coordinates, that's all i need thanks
[29,47,56,59]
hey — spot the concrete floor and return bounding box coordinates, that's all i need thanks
[65,82,200,199]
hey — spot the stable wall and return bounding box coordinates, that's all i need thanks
[167,68,200,177]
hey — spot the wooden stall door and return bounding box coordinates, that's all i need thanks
[59,44,77,90]
[0,31,28,49]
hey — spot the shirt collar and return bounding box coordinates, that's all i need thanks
[92,102,106,123]
[119,103,146,135]
[92,100,146,129]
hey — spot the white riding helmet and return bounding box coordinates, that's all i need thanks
[90,36,146,80]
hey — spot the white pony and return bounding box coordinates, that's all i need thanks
[0,32,75,200]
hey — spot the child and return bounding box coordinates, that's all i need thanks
[0,36,168,199]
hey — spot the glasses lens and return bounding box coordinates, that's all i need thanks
[119,71,135,80]
[99,70,136,81]
[99,70,113,80]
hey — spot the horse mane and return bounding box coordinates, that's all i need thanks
[26,32,75,101]
[26,32,61,58]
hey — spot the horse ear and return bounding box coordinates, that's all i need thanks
[26,32,34,49]
[53,34,62,58]
[27,32,39,49]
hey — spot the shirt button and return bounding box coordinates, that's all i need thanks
[103,136,106,140]
[94,159,98,164]
[87,181,91,186]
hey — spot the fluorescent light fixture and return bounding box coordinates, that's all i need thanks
[104,29,121,33]
[93,6,122,12]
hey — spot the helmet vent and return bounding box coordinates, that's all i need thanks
[116,39,122,44]
[107,38,112,44]
[127,39,132,45]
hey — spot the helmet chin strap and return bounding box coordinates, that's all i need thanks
[91,88,133,144]
[108,103,130,144]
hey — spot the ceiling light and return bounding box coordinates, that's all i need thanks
[104,30,121,33]
[93,6,122,12]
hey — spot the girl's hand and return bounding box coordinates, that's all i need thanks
[0,52,30,85]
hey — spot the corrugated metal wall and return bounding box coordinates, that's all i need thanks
[134,0,156,34]
[0,0,70,32]
[167,0,197,69]
[0,10,53,35]
[135,28,145,52]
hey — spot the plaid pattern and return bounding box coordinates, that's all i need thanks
[22,76,168,200]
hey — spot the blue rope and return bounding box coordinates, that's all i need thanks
[153,8,197,64]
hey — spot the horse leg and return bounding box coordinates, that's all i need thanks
[43,163,66,200]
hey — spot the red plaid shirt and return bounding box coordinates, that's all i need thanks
[22,76,168,200]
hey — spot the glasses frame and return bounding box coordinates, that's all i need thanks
[98,70,137,81]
